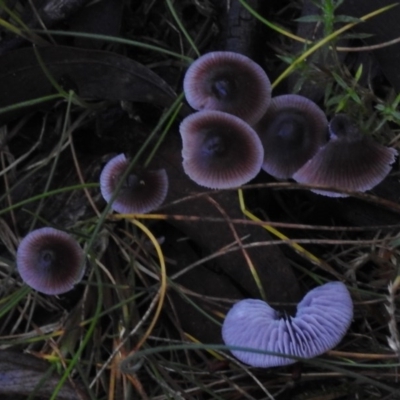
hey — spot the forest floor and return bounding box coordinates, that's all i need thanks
[0,0,400,399]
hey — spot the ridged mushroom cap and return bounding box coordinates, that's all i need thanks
[179,110,264,189]
[183,51,272,124]
[222,281,353,367]
[254,94,328,179]
[16,227,85,295]
[293,114,398,197]
[100,154,169,214]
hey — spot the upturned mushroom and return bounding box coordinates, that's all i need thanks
[222,281,353,367]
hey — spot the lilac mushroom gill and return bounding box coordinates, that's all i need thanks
[293,114,398,197]
[100,154,169,214]
[16,227,85,295]
[179,110,264,189]
[183,51,272,125]
[254,94,328,179]
[222,281,353,367]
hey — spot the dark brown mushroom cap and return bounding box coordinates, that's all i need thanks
[16,227,85,295]
[254,94,328,179]
[293,114,398,197]
[179,110,264,189]
[183,51,272,124]
[100,154,169,213]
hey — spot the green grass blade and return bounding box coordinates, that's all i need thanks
[272,3,398,89]
[31,29,193,63]
[165,0,200,57]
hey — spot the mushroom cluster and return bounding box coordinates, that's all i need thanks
[222,281,353,367]
[182,51,398,196]
[15,51,398,296]
[180,51,272,189]
[16,154,171,295]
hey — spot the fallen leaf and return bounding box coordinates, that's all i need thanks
[0,45,178,124]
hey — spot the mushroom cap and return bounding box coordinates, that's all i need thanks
[183,51,272,124]
[254,94,328,179]
[100,154,169,214]
[16,227,85,295]
[179,110,264,189]
[293,114,398,197]
[328,113,362,141]
[222,281,353,368]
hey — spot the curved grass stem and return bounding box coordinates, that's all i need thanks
[237,188,341,280]
[271,3,398,89]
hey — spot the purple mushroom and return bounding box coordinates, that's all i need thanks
[254,94,328,179]
[293,114,398,197]
[183,51,272,124]
[179,110,264,189]
[222,281,353,367]
[100,154,169,214]
[16,227,85,295]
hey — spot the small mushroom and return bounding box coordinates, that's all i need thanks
[222,281,353,368]
[179,110,264,189]
[254,94,328,179]
[293,114,398,197]
[16,227,85,295]
[100,154,169,214]
[183,51,272,124]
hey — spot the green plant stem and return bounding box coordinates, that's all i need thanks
[272,3,398,89]
[31,29,193,63]
[0,94,64,115]
[165,0,200,57]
